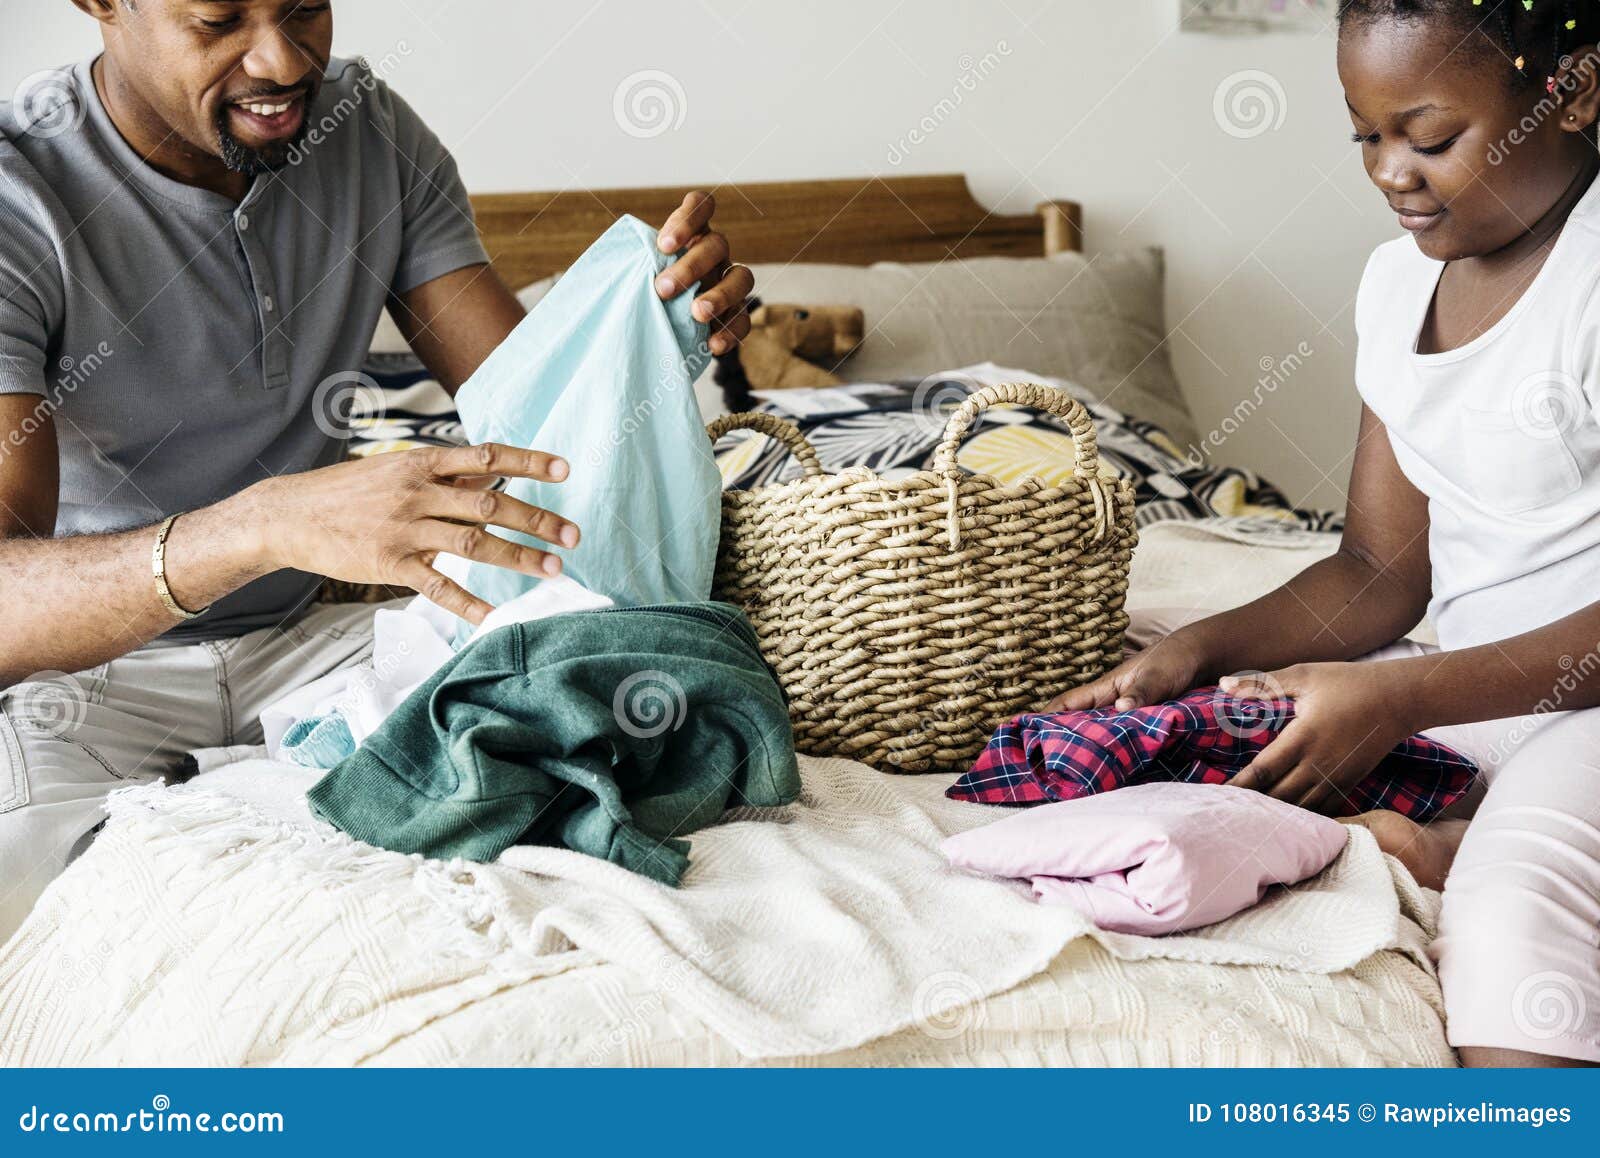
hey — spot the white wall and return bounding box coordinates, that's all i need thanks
[3,0,1397,509]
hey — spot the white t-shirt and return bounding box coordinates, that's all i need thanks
[1354,175,1600,651]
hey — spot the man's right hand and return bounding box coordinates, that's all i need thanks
[242,443,579,625]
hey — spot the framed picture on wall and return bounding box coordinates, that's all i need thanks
[1182,0,1335,33]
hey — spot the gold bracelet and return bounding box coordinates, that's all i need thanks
[152,514,208,621]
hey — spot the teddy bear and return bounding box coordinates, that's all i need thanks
[713,298,865,411]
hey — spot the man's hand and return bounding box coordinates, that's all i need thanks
[655,191,754,355]
[244,443,580,625]
[1226,661,1415,813]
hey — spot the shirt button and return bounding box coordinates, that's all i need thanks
[263,295,275,313]
[238,213,250,232]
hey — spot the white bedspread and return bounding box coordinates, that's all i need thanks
[1127,516,1438,645]
[0,751,1450,1066]
[0,518,1458,1066]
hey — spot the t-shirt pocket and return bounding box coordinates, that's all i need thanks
[1457,404,1584,514]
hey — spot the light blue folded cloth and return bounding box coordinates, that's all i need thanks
[279,713,357,770]
[453,215,720,626]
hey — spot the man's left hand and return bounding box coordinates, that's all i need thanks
[1225,661,1416,813]
[655,191,754,355]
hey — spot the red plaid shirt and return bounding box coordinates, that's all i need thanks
[948,687,1476,820]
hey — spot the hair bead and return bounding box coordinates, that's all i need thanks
[1340,2,1595,92]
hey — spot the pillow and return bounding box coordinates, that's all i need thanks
[367,307,411,357]
[711,364,1342,533]
[722,251,1196,447]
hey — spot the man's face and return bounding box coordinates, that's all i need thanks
[111,0,333,175]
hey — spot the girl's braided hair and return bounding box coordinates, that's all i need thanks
[1339,1,1600,90]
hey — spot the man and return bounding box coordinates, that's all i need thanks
[0,0,755,936]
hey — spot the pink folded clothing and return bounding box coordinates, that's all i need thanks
[940,782,1349,935]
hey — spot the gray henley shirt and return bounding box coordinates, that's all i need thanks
[0,55,489,643]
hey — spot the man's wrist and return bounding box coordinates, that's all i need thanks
[159,489,278,613]
[224,480,281,576]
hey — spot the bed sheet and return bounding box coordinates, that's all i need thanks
[0,520,1455,1067]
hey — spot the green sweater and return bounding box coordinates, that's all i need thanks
[307,602,799,885]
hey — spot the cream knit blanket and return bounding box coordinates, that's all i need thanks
[0,753,1449,1066]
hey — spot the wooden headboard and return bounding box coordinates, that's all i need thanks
[468,174,1082,289]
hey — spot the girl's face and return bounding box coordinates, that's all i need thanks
[1338,18,1585,262]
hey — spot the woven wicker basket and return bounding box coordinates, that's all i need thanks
[708,381,1138,773]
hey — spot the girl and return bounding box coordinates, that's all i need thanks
[1055,0,1600,1067]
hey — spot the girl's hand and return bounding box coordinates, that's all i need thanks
[1226,661,1415,813]
[1046,630,1212,712]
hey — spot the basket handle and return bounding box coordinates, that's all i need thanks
[706,411,825,478]
[931,381,1102,479]
[931,382,1112,550]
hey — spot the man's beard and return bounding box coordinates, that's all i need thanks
[215,99,313,176]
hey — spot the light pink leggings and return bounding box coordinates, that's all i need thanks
[1130,609,1600,1063]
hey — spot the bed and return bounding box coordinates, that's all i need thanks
[0,176,1451,1067]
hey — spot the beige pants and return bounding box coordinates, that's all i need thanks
[1131,609,1600,1063]
[0,601,382,942]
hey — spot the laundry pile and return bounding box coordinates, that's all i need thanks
[940,688,1477,933]
[263,216,799,884]
[306,602,797,886]
[265,573,615,768]
[949,687,1476,818]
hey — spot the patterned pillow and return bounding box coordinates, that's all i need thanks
[349,362,1340,533]
[712,377,1341,532]
[344,355,466,458]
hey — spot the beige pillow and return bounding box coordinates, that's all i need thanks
[367,306,412,357]
[730,250,1195,446]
